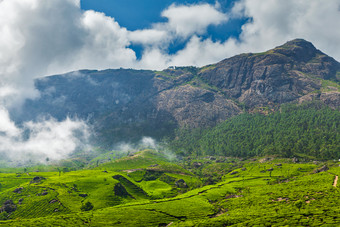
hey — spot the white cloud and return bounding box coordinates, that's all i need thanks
[60,10,136,71]
[230,0,340,58]
[0,116,90,164]
[129,3,228,48]
[167,36,236,67]
[130,2,229,68]
[161,3,228,38]
[0,0,136,108]
[140,0,340,69]
[0,107,21,137]
[128,29,168,46]
[137,48,170,69]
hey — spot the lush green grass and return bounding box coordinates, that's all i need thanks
[0,150,339,226]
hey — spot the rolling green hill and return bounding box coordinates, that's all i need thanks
[0,150,339,226]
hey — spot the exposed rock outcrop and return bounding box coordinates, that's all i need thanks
[199,39,340,108]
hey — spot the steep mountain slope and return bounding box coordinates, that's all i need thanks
[12,39,340,145]
[199,39,340,107]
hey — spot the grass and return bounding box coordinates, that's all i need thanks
[296,70,340,93]
[199,65,217,73]
[0,151,339,226]
[321,79,340,92]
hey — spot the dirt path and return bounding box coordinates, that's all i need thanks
[333,175,338,187]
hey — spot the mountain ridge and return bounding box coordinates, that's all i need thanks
[13,39,340,145]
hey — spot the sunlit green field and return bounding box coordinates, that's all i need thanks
[0,150,339,226]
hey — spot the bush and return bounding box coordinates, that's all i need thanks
[80,202,94,211]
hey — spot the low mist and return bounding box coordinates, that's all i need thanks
[0,108,91,167]
[113,136,177,161]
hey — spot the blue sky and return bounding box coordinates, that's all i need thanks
[80,0,247,59]
[81,0,233,30]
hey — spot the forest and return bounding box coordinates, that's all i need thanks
[169,102,340,160]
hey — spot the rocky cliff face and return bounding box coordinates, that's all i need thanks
[13,39,340,145]
[199,39,340,107]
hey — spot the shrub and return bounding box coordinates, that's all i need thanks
[81,202,94,211]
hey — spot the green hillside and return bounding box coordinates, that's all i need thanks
[169,102,340,160]
[0,151,339,226]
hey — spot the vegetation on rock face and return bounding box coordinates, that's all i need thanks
[169,102,340,160]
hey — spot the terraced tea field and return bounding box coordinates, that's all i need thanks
[0,150,339,226]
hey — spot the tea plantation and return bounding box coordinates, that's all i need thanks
[0,149,339,226]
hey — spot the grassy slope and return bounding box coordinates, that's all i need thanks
[0,152,339,226]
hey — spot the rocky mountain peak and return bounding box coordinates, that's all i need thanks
[199,39,339,107]
[279,38,316,50]
[272,38,320,62]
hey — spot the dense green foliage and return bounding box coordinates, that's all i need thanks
[0,154,339,226]
[170,102,340,159]
[80,202,94,211]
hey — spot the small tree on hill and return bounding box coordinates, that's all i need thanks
[81,202,94,211]
[294,200,303,211]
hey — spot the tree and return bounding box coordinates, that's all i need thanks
[0,211,8,220]
[81,202,94,211]
[294,200,303,211]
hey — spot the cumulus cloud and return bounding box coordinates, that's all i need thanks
[128,29,168,46]
[231,0,340,58]
[130,2,228,68]
[0,0,136,108]
[179,0,340,65]
[129,3,227,45]
[131,0,340,69]
[161,3,228,38]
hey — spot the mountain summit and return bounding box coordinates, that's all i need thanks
[14,39,340,145]
[274,39,320,62]
[200,39,339,107]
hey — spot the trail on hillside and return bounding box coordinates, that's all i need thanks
[333,175,338,187]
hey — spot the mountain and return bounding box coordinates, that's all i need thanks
[13,39,340,145]
[200,39,339,108]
